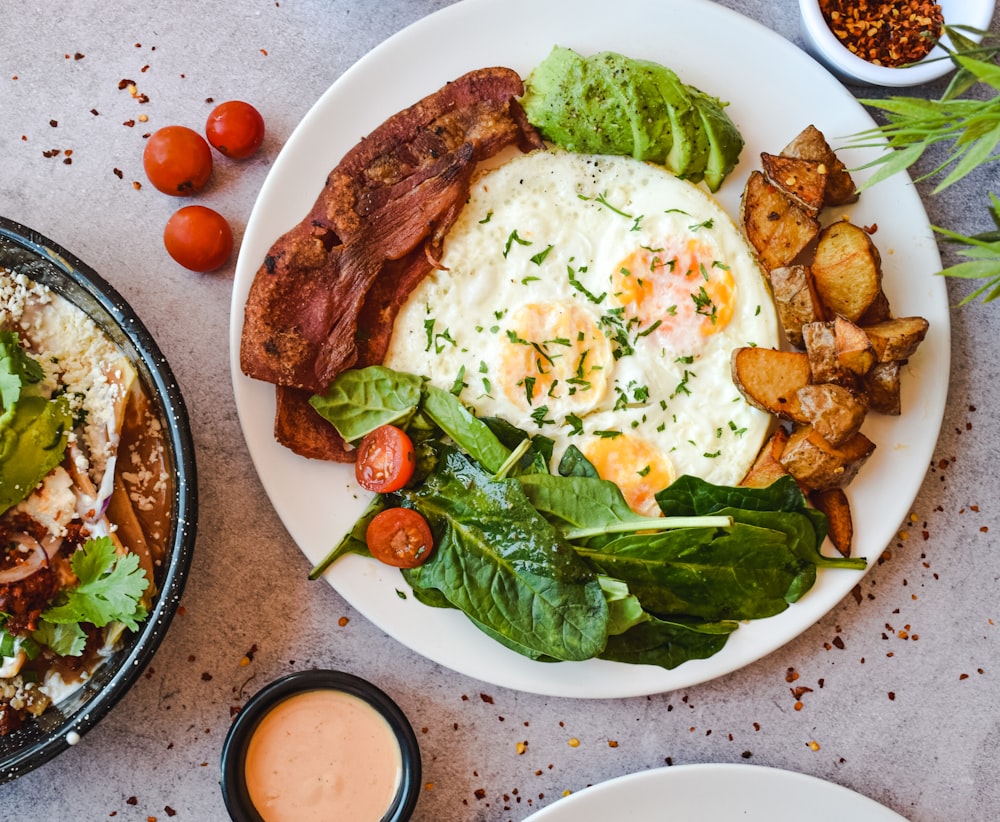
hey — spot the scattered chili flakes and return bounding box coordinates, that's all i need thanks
[818,0,944,67]
[49,119,58,127]
[338,616,349,627]
[607,740,619,748]
[480,693,494,704]
[473,788,487,801]
[516,741,527,755]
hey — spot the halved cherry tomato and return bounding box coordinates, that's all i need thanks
[163,205,233,272]
[355,425,416,493]
[365,507,434,568]
[143,125,213,196]
[205,101,265,159]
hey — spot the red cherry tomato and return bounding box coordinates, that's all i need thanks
[163,206,233,272]
[365,507,434,568]
[355,425,416,493]
[143,125,213,196]
[205,101,265,159]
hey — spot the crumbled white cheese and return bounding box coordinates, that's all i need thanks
[12,466,76,536]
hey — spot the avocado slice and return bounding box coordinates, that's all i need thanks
[691,89,744,192]
[1,331,73,514]
[0,394,73,513]
[591,51,672,161]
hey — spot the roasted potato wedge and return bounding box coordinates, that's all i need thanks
[779,425,876,491]
[862,360,902,415]
[862,316,930,362]
[834,314,877,375]
[740,426,791,488]
[802,321,855,387]
[731,347,812,421]
[769,264,825,348]
[760,152,828,217]
[811,220,884,323]
[809,487,855,557]
[796,383,867,446]
[741,170,821,271]
[780,124,858,207]
[857,288,892,325]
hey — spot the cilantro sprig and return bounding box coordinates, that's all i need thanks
[34,537,150,657]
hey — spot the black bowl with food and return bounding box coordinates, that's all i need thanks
[0,216,197,782]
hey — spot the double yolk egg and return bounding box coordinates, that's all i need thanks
[384,150,778,514]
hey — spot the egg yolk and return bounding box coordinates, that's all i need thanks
[583,434,675,516]
[610,239,735,351]
[499,301,611,416]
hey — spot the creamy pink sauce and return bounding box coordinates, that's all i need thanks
[244,689,403,822]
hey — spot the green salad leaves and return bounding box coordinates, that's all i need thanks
[33,537,150,657]
[310,366,866,670]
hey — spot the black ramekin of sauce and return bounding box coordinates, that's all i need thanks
[220,669,421,822]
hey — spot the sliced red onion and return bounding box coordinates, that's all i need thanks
[0,534,47,584]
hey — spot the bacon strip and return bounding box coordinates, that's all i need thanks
[240,67,542,391]
[239,66,543,459]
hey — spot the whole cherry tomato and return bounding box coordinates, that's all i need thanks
[163,205,233,272]
[365,507,434,568]
[143,125,213,196]
[355,425,416,493]
[205,101,265,160]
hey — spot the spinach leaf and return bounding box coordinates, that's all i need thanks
[599,576,648,636]
[309,496,384,579]
[577,522,802,621]
[656,474,807,516]
[309,365,423,443]
[400,447,608,661]
[601,615,737,669]
[518,473,722,547]
[421,384,512,474]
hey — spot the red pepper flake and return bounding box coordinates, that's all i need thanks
[474,788,487,801]
[888,691,896,700]
[49,119,58,127]
[959,673,970,680]
[201,672,213,682]
[260,48,269,56]
[164,808,177,818]
[818,1,944,67]
[480,693,495,704]
[608,739,619,748]
[126,797,138,806]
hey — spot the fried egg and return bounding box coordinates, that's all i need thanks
[384,150,779,514]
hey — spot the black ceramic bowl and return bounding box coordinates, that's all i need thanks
[221,669,422,822]
[0,216,197,782]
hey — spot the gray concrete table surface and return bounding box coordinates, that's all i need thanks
[1,1,998,819]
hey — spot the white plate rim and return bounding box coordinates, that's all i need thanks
[229,0,950,698]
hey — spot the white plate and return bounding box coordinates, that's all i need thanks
[523,764,909,820]
[229,0,949,698]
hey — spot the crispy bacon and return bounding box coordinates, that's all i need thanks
[239,66,544,459]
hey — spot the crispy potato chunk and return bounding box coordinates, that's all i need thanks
[802,321,855,387]
[769,265,825,348]
[780,425,876,491]
[731,347,812,421]
[809,487,855,556]
[780,124,858,207]
[833,315,877,375]
[862,360,903,415]
[795,383,867,447]
[811,220,884,323]
[740,426,791,488]
[760,152,828,217]
[862,316,930,362]
[741,170,821,271]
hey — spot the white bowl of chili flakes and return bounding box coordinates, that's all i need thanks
[799,0,997,87]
